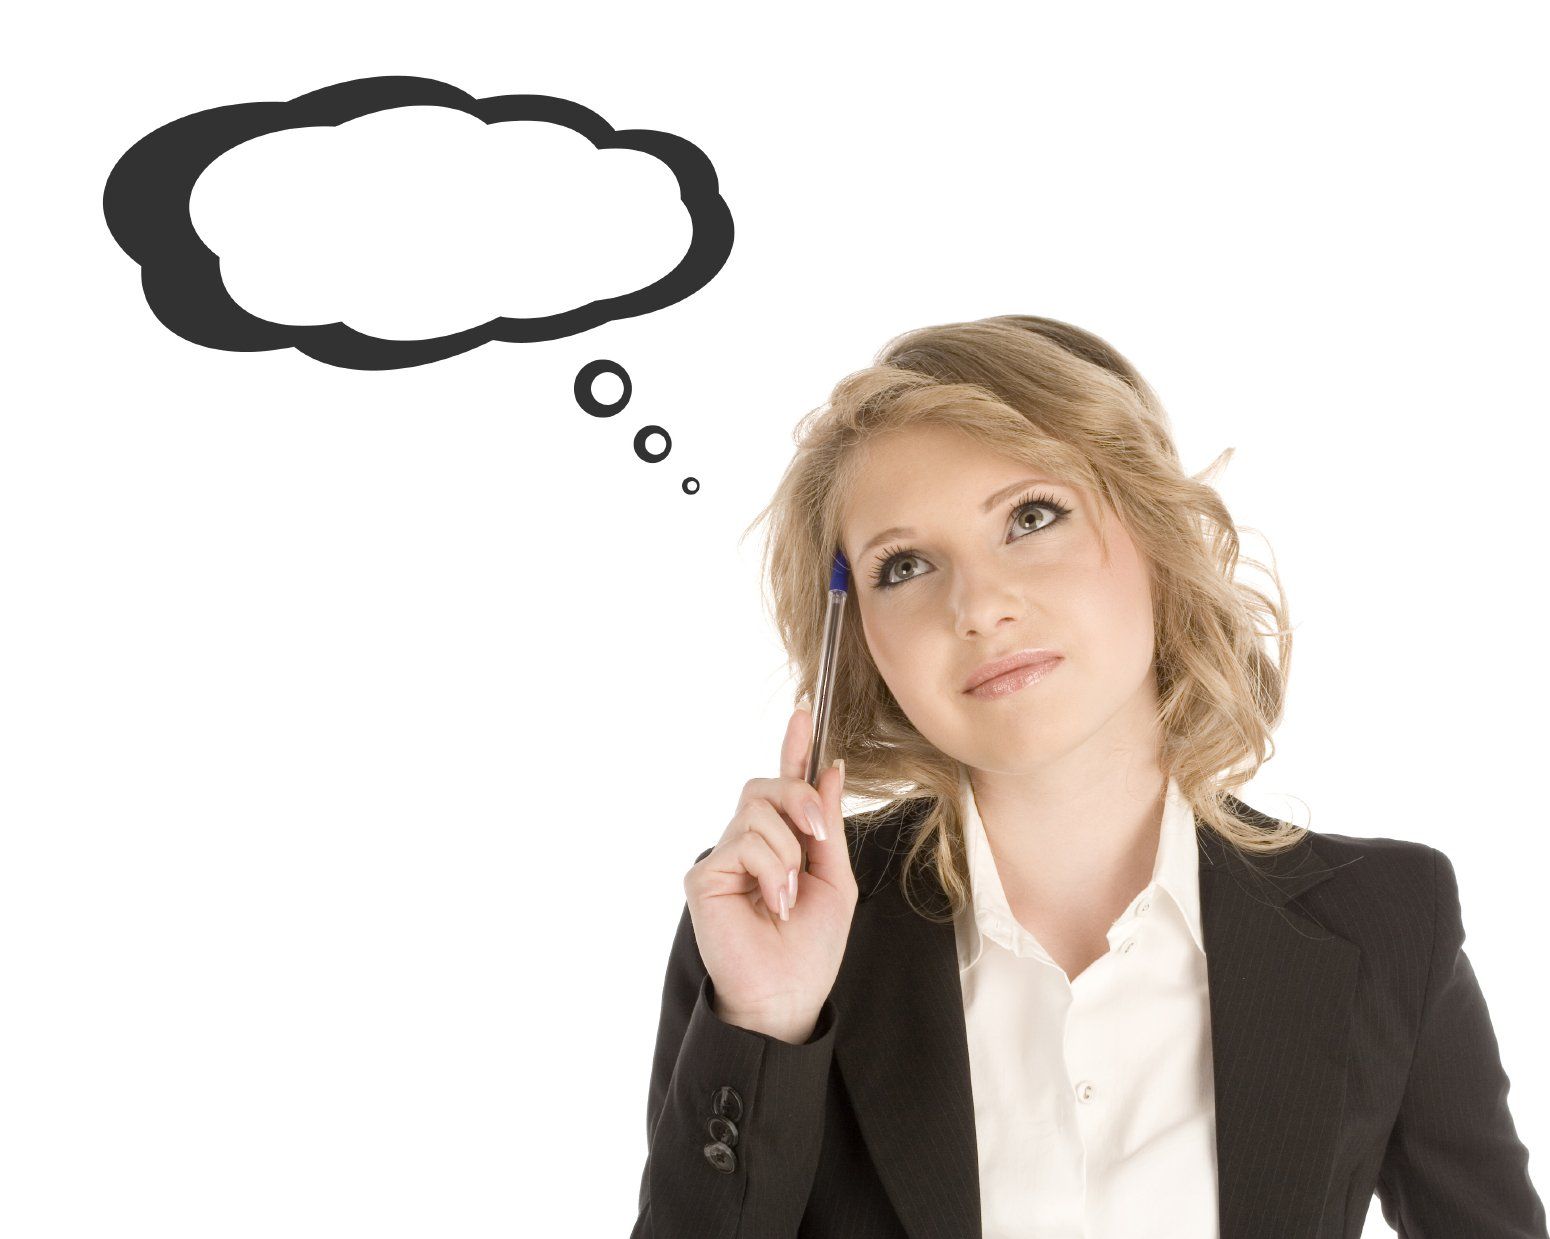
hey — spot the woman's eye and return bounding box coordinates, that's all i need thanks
[1012,503,1059,536]
[870,497,1069,590]
[876,553,924,588]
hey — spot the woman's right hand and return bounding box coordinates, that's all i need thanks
[683,704,858,1044]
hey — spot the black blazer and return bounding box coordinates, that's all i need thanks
[630,794,1546,1238]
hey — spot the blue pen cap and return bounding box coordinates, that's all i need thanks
[829,549,850,593]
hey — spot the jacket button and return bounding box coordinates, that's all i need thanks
[711,1085,744,1122]
[707,1115,739,1147]
[703,1140,738,1173]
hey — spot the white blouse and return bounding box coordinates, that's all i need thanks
[953,770,1219,1238]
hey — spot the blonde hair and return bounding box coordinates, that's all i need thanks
[742,314,1305,923]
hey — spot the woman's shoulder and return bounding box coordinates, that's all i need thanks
[1289,821,1447,899]
[1264,822,1456,972]
[1218,791,1444,890]
[841,797,936,899]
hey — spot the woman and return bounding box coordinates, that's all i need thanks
[629,315,1546,1238]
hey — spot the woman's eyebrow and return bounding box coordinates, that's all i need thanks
[853,476,1063,561]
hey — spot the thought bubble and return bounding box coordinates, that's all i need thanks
[103,76,734,371]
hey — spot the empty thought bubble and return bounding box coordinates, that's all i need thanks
[103,76,735,371]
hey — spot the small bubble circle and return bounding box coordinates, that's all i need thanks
[634,424,671,463]
[574,360,631,417]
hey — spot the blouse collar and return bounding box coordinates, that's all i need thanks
[955,767,1207,974]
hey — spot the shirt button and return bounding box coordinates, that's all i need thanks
[1119,937,1137,955]
[1075,1080,1096,1103]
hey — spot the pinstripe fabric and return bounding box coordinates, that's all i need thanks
[631,796,1547,1238]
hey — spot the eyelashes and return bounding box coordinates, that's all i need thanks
[868,489,1073,591]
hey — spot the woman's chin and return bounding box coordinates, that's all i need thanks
[961,723,1072,771]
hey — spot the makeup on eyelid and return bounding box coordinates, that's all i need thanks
[867,489,1073,590]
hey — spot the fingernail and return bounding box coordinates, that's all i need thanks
[788,867,798,901]
[804,801,826,839]
[778,888,789,921]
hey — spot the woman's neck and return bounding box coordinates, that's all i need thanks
[967,741,1169,919]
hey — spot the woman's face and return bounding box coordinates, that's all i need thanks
[839,424,1161,776]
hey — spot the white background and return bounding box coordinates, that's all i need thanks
[3,2,1546,1235]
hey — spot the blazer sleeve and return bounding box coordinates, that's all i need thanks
[630,844,839,1239]
[1375,845,1548,1237]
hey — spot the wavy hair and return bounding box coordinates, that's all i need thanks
[741,314,1305,923]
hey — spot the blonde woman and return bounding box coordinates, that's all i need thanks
[629,316,1546,1238]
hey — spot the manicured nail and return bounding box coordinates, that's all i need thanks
[804,801,826,838]
[778,888,789,921]
[788,867,798,901]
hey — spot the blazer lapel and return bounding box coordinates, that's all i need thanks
[830,795,1361,1239]
[1198,800,1362,1238]
[832,816,982,1239]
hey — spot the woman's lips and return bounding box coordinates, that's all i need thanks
[964,655,1063,700]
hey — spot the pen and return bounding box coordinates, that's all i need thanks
[800,548,849,870]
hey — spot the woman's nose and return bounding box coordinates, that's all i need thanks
[953,581,1025,640]
[943,552,1033,637]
